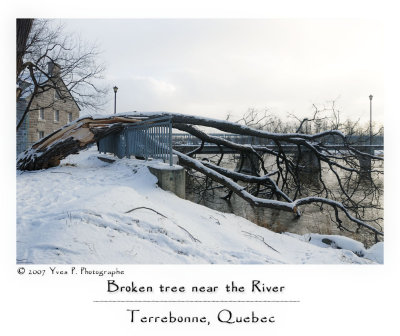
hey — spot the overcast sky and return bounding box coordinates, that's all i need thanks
[62,19,383,125]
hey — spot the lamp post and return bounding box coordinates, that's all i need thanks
[369,94,373,146]
[113,86,118,114]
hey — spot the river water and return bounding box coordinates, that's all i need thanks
[185,154,383,248]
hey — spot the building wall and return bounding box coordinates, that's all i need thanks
[25,84,80,148]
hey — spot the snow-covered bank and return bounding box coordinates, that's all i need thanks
[16,147,383,264]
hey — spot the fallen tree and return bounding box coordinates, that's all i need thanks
[17,112,383,241]
[17,116,142,170]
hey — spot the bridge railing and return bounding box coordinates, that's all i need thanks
[172,132,383,147]
[98,116,173,166]
[172,133,276,146]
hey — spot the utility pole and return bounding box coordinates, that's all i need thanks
[113,86,118,114]
[369,94,373,146]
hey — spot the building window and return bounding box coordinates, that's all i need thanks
[54,110,59,122]
[68,112,72,123]
[38,131,44,139]
[39,108,44,120]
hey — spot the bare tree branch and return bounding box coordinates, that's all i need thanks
[16,112,384,242]
[17,19,108,131]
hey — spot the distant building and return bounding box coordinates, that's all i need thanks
[17,62,80,154]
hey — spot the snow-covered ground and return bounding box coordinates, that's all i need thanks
[16,147,383,264]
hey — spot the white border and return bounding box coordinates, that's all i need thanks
[2,1,399,335]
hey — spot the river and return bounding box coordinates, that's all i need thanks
[185,154,383,248]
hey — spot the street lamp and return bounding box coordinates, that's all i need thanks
[113,86,118,114]
[369,94,373,146]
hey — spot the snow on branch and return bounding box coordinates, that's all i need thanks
[16,112,383,242]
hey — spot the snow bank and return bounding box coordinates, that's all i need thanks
[284,233,383,264]
[16,147,383,264]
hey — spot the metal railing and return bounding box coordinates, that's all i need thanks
[172,133,384,147]
[98,116,173,165]
[172,133,274,146]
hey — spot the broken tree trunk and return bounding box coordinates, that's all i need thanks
[16,112,383,241]
[16,116,143,170]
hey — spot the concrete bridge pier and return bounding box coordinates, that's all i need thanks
[235,152,261,176]
[148,164,186,199]
[294,149,320,174]
[292,150,321,185]
[357,146,372,179]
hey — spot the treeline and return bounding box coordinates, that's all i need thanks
[227,105,384,137]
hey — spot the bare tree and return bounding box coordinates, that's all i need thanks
[16,19,108,131]
[16,18,33,97]
[16,112,383,243]
[181,105,383,246]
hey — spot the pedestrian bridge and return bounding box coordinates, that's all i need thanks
[97,115,382,178]
[172,133,383,155]
[98,115,383,162]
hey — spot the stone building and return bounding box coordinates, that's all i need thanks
[17,63,80,154]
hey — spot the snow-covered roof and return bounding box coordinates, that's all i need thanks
[17,71,48,99]
[17,70,81,111]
